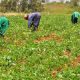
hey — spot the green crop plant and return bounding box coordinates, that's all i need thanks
[0,14,80,80]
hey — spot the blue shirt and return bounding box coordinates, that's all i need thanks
[28,12,41,28]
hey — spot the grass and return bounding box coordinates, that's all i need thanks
[43,3,73,14]
[0,14,80,80]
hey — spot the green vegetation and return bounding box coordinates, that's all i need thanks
[0,1,80,80]
[0,14,80,80]
[0,0,80,13]
[0,0,43,12]
[43,3,80,14]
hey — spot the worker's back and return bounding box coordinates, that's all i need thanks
[72,12,80,18]
[29,12,41,19]
[0,16,9,36]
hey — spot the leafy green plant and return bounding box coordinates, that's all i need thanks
[0,14,80,80]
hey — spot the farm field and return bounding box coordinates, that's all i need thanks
[0,14,80,80]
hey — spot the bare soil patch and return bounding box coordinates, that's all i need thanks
[64,49,71,57]
[34,32,62,43]
[17,57,27,65]
[52,51,80,78]
[14,39,25,46]
[3,36,25,46]
[71,55,80,67]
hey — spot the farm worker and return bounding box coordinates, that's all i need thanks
[71,11,80,24]
[24,12,41,31]
[0,16,9,37]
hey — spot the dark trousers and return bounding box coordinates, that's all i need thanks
[32,16,41,31]
[71,15,78,24]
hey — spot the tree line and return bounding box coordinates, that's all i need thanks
[0,0,80,12]
[0,0,43,12]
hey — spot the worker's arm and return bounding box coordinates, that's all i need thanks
[0,20,2,28]
[0,24,1,28]
[79,13,80,16]
[0,20,3,35]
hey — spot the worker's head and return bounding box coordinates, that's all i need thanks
[24,14,28,20]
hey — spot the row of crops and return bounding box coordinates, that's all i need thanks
[0,14,80,80]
